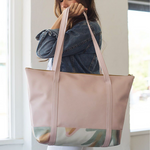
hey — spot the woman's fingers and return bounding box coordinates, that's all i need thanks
[74,3,82,15]
[69,3,77,13]
[69,3,88,18]
[77,6,85,16]
[71,3,78,12]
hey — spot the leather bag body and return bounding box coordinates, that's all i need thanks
[25,6,135,148]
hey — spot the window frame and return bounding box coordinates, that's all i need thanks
[128,0,150,134]
[0,0,24,147]
[128,0,150,12]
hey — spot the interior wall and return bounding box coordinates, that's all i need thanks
[131,133,150,150]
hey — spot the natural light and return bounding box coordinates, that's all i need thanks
[128,10,150,132]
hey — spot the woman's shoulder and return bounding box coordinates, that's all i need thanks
[73,20,101,34]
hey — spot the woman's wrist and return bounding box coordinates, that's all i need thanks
[51,14,63,29]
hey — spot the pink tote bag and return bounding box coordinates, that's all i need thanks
[25,6,135,148]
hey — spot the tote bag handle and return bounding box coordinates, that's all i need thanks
[50,6,113,147]
[52,7,110,82]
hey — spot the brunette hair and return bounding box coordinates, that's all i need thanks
[38,0,103,62]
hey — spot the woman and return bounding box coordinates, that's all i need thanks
[35,0,102,149]
[36,0,102,74]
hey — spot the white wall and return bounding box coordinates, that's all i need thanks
[31,0,56,69]
[130,131,150,150]
[22,0,131,150]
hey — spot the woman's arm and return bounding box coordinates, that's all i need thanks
[35,21,102,59]
[51,14,63,30]
[51,3,87,30]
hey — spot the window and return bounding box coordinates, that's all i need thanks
[0,0,9,140]
[128,0,150,132]
[0,0,23,147]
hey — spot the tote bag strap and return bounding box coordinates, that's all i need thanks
[49,6,113,147]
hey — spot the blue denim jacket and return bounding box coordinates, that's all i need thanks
[35,20,102,74]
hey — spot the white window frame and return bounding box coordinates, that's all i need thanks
[0,0,24,148]
[128,0,150,135]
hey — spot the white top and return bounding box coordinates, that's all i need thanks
[47,58,53,70]
[47,146,82,150]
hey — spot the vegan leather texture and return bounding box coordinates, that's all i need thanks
[25,6,135,148]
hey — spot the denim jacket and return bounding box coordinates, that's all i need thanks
[35,20,102,74]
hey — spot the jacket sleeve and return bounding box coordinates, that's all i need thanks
[35,21,101,58]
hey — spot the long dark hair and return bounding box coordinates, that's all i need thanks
[38,0,102,62]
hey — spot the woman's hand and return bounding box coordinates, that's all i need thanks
[65,3,88,18]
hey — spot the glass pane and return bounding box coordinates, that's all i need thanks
[128,10,150,131]
[0,0,9,139]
